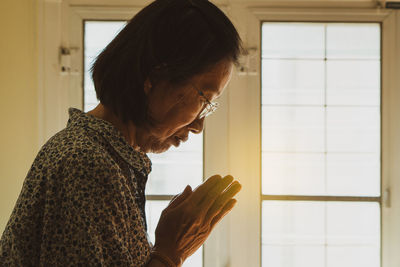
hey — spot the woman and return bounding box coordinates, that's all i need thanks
[0,0,244,266]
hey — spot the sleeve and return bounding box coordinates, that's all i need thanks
[38,151,151,266]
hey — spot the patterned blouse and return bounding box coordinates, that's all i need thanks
[0,108,153,266]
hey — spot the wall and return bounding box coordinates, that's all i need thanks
[0,0,39,232]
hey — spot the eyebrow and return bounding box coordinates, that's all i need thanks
[201,84,216,92]
[200,88,215,98]
[206,92,222,102]
[198,82,222,100]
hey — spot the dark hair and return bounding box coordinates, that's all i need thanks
[91,0,245,125]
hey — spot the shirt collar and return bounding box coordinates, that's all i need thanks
[67,108,152,175]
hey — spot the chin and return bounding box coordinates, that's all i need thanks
[147,135,183,153]
[148,141,174,154]
[150,147,170,154]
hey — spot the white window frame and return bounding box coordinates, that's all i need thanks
[226,6,400,267]
[38,1,400,266]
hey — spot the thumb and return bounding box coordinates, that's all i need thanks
[168,185,192,209]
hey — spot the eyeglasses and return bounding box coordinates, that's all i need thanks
[190,83,219,119]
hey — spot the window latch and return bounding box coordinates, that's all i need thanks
[383,188,391,208]
[237,47,258,76]
[59,46,80,75]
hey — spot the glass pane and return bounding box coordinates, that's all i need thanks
[262,106,325,152]
[262,23,325,59]
[326,107,380,153]
[262,152,380,196]
[326,202,380,267]
[327,246,380,267]
[146,132,203,195]
[326,202,380,245]
[327,24,380,59]
[145,200,169,245]
[327,60,380,106]
[262,59,325,105]
[84,21,126,111]
[145,200,202,267]
[262,152,325,195]
[263,245,325,267]
[326,153,380,196]
[262,201,325,245]
[262,201,380,267]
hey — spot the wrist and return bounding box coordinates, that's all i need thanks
[150,247,182,267]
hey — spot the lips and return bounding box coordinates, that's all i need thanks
[173,136,181,147]
[173,135,188,146]
[181,136,188,142]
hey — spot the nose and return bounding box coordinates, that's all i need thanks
[187,117,205,134]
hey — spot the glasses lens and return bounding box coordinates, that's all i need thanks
[198,105,207,119]
[199,102,218,119]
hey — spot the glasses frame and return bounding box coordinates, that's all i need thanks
[190,83,219,119]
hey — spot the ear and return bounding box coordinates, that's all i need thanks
[144,78,152,95]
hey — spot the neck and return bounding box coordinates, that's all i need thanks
[87,104,142,151]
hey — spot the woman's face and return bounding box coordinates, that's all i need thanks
[140,59,234,153]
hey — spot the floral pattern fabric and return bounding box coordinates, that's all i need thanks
[0,108,153,266]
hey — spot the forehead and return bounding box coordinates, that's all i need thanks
[192,60,233,96]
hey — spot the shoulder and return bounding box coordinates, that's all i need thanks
[26,125,125,197]
[39,125,114,168]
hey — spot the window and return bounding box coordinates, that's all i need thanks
[83,20,204,267]
[83,21,126,112]
[261,22,381,267]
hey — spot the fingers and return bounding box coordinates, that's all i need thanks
[204,181,241,222]
[167,185,192,209]
[190,175,222,203]
[197,175,234,210]
[209,198,237,231]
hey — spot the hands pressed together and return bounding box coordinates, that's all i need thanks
[149,174,242,267]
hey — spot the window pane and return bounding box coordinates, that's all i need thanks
[326,107,380,153]
[84,21,126,112]
[262,106,325,152]
[262,152,381,196]
[326,202,380,245]
[262,59,325,105]
[327,60,380,106]
[262,201,325,245]
[261,23,381,196]
[326,202,380,267]
[145,200,168,245]
[146,200,202,267]
[326,153,380,196]
[146,132,203,195]
[262,23,325,59]
[263,245,325,267]
[326,24,380,59]
[262,152,325,195]
[262,201,380,267]
[327,246,380,267]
